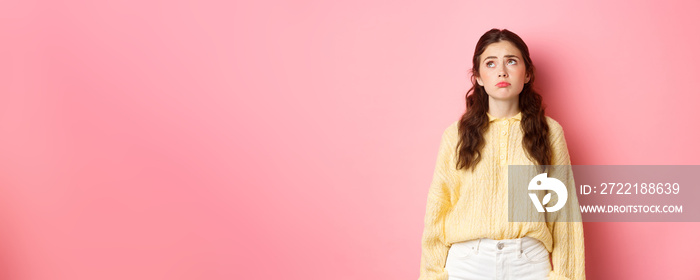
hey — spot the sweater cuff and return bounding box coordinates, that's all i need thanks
[548,271,573,280]
[419,270,449,280]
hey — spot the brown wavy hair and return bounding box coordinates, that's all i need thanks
[455,28,551,171]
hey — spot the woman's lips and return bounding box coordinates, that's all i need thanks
[496,82,511,87]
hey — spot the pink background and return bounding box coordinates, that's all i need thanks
[2,0,699,279]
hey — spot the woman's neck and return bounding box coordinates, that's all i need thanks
[488,98,520,119]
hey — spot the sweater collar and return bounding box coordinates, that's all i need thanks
[487,111,522,122]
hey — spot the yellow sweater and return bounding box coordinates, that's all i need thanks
[418,112,586,280]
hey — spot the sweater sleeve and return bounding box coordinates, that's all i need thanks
[418,128,458,280]
[546,124,586,280]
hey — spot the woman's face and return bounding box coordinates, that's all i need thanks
[475,40,530,102]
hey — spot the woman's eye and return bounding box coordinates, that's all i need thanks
[486,61,495,67]
[508,59,516,65]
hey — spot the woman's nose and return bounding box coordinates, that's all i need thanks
[497,64,508,77]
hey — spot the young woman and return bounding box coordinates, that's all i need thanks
[418,29,585,280]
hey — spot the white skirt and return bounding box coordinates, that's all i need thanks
[444,236,551,280]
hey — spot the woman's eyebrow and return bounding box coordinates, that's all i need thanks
[483,55,520,60]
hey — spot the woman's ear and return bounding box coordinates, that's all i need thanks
[525,73,531,84]
[471,70,484,86]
